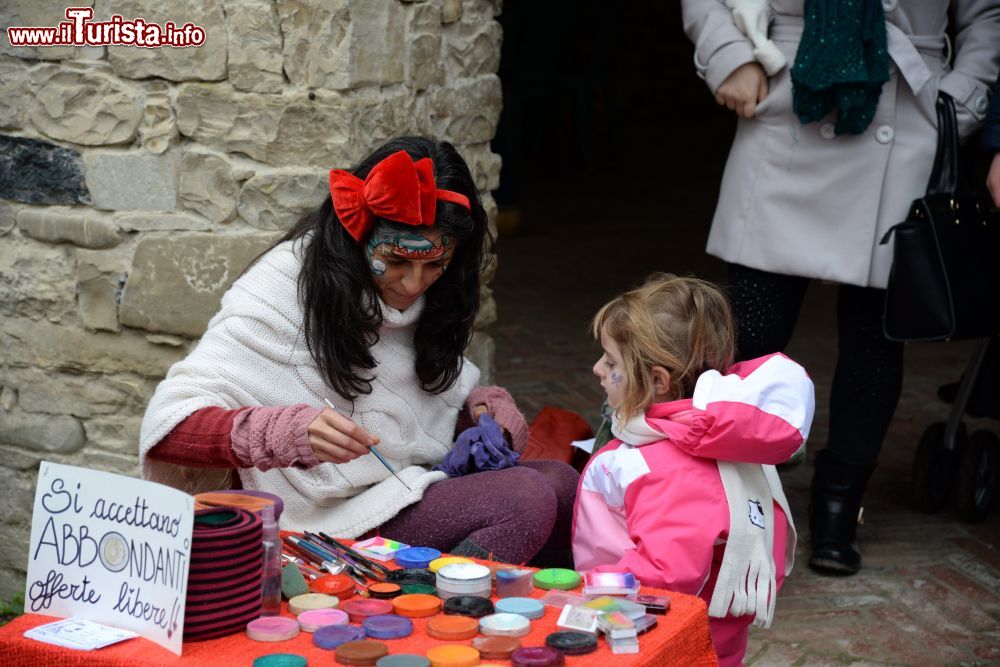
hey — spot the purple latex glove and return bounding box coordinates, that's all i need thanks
[434,414,521,477]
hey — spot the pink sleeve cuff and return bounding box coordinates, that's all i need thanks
[231,404,323,472]
[465,386,529,453]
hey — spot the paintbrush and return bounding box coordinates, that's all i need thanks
[318,532,392,577]
[323,398,413,491]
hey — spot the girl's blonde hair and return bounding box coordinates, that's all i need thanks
[592,273,736,422]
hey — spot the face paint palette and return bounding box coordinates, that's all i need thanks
[401,583,437,596]
[426,615,480,641]
[634,593,671,615]
[311,574,356,598]
[428,556,474,573]
[375,656,431,667]
[387,568,437,588]
[334,639,389,666]
[391,593,442,618]
[471,635,522,660]
[297,608,349,632]
[442,595,495,618]
[246,617,300,642]
[581,595,646,620]
[555,604,600,634]
[368,582,402,600]
[545,631,599,655]
[494,597,545,620]
[509,646,566,667]
[436,562,492,600]
[581,571,639,596]
[532,568,581,591]
[362,614,414,639]
[313,624,367,650]
[478,612,531,637]
[353,536,411,562]
[341,599,395,624]
[393,546,442,569]
[288,593,340,615]
[425,645,481,667]
[253,654,308,667]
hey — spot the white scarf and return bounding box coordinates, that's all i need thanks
[612,412,794,628]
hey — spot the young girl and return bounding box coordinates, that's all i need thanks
[572,274,814,667]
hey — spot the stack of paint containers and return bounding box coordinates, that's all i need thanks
[435,562,492,601]
[184,508,263,640]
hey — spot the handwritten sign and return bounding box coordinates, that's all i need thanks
[24,462,194,655]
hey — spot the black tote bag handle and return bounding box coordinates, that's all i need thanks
[926,93,959,196]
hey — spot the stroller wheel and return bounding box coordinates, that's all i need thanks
[911,422,962,513]
[954,430,999,523]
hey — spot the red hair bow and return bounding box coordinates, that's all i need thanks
[329,150,471,242]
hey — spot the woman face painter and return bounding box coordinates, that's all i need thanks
[140,137,579,565]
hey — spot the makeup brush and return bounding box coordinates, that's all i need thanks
[323,398,413,491]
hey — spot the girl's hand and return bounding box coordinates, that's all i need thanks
[716,62,768,119]
[307,408,379,464]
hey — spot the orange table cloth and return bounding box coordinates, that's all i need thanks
[0,585,717,666]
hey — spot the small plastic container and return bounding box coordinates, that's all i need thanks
[495,568,534,598]
[362,614,414,640]
[478,612,531,638]
[335,639,389,666]
[368,582,402,600]
[425,645,481,667]
[532,568,581,591]
[391,593,443,618]
[376,656,431,667]
[495,597,545,620]
[341,599,395,624]
[297,608,349,632]
[510,646,566,667]
[313,624,366,650]
[394,546,442,569]
[246,617,301,642]
[436,563,492,600]
[471,636,522,661]
[426,615,480,641]
[289,592,340,615]
[428,556,474,573]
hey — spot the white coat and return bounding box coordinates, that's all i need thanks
[682,0,1000,287]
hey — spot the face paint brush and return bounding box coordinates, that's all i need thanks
[318,532,392,578]
[323,398,413,491]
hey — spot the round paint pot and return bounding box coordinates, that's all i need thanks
[436,562,492,600]
[289,592,340,615]
[335,639,389,666]
[510,647,566,667]
[394,546,442,569]
[387,568,437,588]
[341,599,395,624]
[391,593,442,618]
[314,624,367,650]
[298,607,349,632]
[253,654,307,667]
[494,597,545,620]
[425,645,481,667]
[401,583,437,596]
[311,573,356,599]
[246,617,300,642]
[428,556,474,573]
[545,630,598,655]
[376,656,431,667]
[426,615,480,641]
[368,582,402,600]
[478,612,531,638]
[362,614,414,640]
[532,568,581,591]
[443,595,494,618]
[471,636,522,661]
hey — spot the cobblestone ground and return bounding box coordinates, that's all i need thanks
[487,179,1000,666]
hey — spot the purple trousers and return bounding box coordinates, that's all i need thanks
[377,460,580,564]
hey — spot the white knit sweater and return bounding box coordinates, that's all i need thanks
[138,238,480,536]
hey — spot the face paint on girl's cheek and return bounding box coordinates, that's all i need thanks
[610,372,623,387]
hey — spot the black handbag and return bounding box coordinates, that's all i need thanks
[881,93,1000,342]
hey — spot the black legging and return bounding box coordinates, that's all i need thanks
[727,263,904,467]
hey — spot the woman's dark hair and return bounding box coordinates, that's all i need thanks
[276,136,493,399]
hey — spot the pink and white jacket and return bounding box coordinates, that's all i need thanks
[572,353,815,667]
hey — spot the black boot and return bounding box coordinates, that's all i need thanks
[808,450,876,575]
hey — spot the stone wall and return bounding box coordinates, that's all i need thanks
[0,0,503,599]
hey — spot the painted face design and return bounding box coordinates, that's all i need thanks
[593,326,627,410]
[365,223,453,277]
[364,222,456,311]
